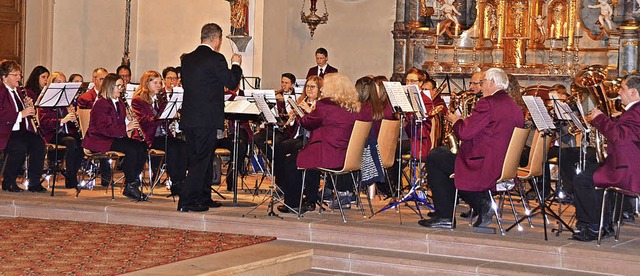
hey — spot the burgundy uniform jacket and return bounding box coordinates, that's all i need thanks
[77,88,98,109]
[131,96,166,146]
[0,85,19,150]
[38,107,79,143]
[297,98,371,169]
[592,102,640,193]
[453,90,524,192]
[305,65,338,79]
[82,97,127,153]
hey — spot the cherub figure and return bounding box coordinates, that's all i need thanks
[588,0,614,30]
[532,15,547,43]
[438,0,461,26]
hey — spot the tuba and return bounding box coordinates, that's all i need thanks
[570,66,624,163]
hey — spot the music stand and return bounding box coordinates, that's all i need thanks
[37,82,83,196]
[507,96,574,240]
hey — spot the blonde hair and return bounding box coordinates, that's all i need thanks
[134,70,162,104]
[321,73,360,113]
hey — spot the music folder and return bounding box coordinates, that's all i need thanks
[382,81,414,113]
[404,84,427,118]
[37,82,82,108]
[523,95,556,131]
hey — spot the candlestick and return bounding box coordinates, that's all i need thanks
[550,24,555,39]
[576,21,581,37]
[563,22,567,37]
[454,24,459,37]
[436,22,440,35]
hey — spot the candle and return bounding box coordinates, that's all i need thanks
[454,24,459,37]
[563,22,567,37]
[550,24,555,39]
[436,22,440,34]
[473,23,478,37]
[576,21,581,36]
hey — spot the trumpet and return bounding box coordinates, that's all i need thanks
[17,82,43,137]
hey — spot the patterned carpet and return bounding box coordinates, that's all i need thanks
[0,217,276,275]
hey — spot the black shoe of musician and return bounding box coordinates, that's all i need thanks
[277,205,301,214]
[2,184,24,193]
[572,227,599,242]
[460,209,479,219]
[123,181,147,201]
[177,204,209,212]
[205,200,223,208]
[622,211,636,223]
[168,181,183,197]
[473,200,494,228]
[28,184,47,193]
[418,217,454,229]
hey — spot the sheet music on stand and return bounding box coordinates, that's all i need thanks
[404,84,427,118]
[159,89,183,120]
[248,90,277,104]
[125,84,139,105]
[382,81,414,113]
[550,94,572,121]
[558,100,587,133]
[254,94,278,124]
[523,96,556,131]
[37,82,82,107]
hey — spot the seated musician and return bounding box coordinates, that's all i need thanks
[0,59,46,193]
[69,74,83,83]
[276,75,323,213]
[81,73,148,200]
[131,70,188,194]
[162,66,179,100]
[404,68,433,161]
[38,71,84,189]
[253,72,297,159]
[279,73,371,213]
[419,68,524,229]
[567,74,640,241]
[24,65,50,99]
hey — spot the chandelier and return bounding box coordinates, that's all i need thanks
[301,0,329,39]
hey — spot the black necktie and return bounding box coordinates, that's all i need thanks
[153,100,159,114]
[11,90,27,131]
[319,68,324,77]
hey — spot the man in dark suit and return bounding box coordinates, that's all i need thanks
[305,48,338,79]
[179,23,242,212]
[0,59,47,193]
[419,68,525,228]
[77,68,108,109]
[570,73,640,241]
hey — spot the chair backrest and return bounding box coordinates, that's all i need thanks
[342,120,373,172]
[524,130,551,178]
[497,127,530,182]
[77,109,91,139]
[377,119,400,169]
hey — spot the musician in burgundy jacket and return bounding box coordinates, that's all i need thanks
[0,59,46,193]
[77,68,108,109]
[131,70,187,186]
[305,48,338,79]
[570,73,640,242]
[420,68,524,229]
[82,73,147,200]
[38,103,83,188]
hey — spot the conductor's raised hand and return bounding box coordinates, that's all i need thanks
[231,54,242,65]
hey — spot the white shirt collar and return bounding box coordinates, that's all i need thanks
[318,65,327,71]
[625,100,639,111]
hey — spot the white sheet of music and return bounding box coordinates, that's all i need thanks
[159,88,183,120]
[125,84,138,105]
[248,90,276,104]
[38,82,82,107]
[549,94,572,121]
[404,84,427,118]
[523,95,556,131]
[383,81,414,113]
[253,94,278,124]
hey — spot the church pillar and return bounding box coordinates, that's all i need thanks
[475,0,486,49]
[406,0,422,29]
[619,2,640,75]
[393,0,408,78]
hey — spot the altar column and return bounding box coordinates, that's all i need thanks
[393,0,408,79]
[619,2,640,75]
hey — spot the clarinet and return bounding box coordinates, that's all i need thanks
[120,94,146,144]
[17,82,44,137]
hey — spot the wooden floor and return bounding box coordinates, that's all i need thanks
[0,172,639,275]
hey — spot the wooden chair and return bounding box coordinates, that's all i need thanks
[299,120,372,223]
[516,130,552,227]
[452,127,530,234]
[598,187,640,246]
[378,119,401,196]
[76,109,124,199]
[35,114,67,189]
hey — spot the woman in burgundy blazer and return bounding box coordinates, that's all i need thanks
[82,73,147,200]
[131,70,187,186]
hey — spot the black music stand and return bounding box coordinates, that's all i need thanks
[506,96,574,240]
[37,82,83,196]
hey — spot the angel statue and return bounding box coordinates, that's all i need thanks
[532,15,547,43]
[588,0,614,30]
[437,0,461,26]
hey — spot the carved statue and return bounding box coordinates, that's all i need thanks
[512,2,526,35]
[437,0,461,26]
[532,15,547,43]
[588,0,614,30]
[229,0,249,36]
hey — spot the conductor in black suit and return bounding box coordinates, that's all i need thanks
[179,23,243,212]
[305,48,338,79]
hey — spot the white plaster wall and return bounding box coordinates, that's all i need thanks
[24,0,54,75]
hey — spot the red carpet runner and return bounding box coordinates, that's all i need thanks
[0,217,276,275]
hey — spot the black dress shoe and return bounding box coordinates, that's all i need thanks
[3,185,24,193]
[123,181,147,201]
[460,209,479,219]
[177,204,209,212]
[28,185,47,193]
[277,205,303,214]
[622,211,635,223]
[418,217,454,229]
[302,201,316,212]
[205,200,223,208]
[473,200,494,228]
[572,228,599,242]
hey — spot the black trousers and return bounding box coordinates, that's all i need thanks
[181,127,218,207]
[217,128,249,189]
[151,136,187,182]
[253,127,288,161]
[49,133,84,186]
[109,137,147,184]
[278,138,320,207]
[425,146,488,219]
[2,130,45,188]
